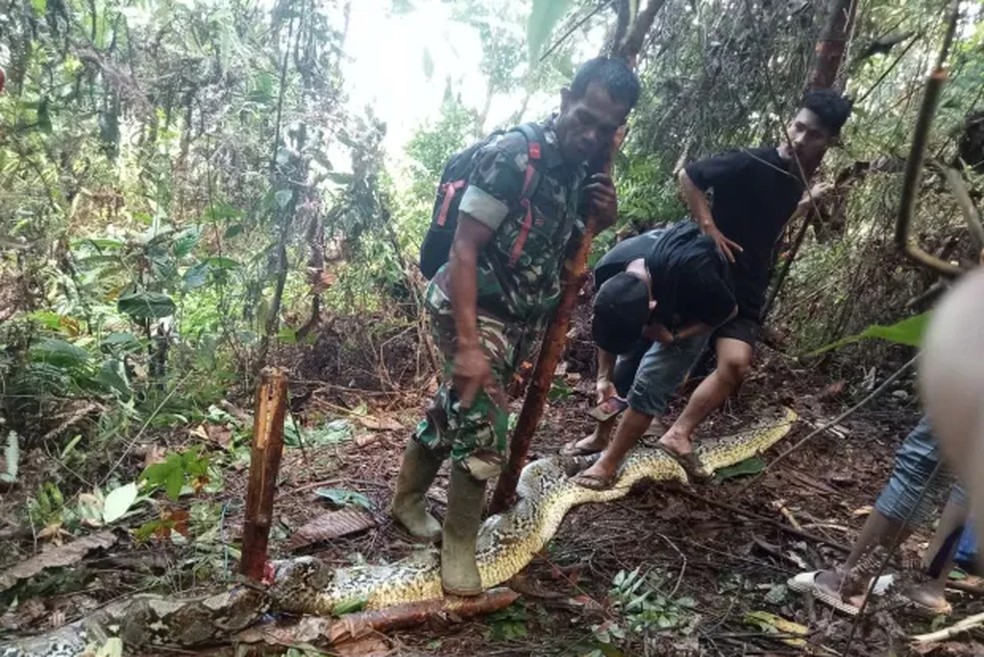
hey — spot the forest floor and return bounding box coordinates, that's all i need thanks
[2,315,983,656]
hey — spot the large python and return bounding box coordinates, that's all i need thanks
[1,407,796,657]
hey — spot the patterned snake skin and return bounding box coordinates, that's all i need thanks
[0,407,797,657]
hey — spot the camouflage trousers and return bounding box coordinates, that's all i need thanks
[413,280,538,480]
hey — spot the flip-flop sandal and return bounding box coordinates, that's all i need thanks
[571,471,617,491]
[787,571,895,616]
[657,443,712,481]
[560,440,604,457]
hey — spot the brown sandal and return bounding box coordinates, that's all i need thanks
[571,471,618,491]
[560,439,604,457]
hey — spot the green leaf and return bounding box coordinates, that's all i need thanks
[172,226,201,258]
[37,97,52,134]
[1,432,20,483]
[314,488,372,511]
[166,466,185,501]
[205,256,240,270]
[716,455,766,480]
[95,359,130,398]
[527,0,575,65]
[103,482,138,523]
[31,0,46,15]
[807,312,930,357]
[101,332,141,352]
[274,189,293,209]
[333,596,367,616]
[30,338,90,367]
[117,291,176,319]
[84,238,126,250]
[183,261,211,290]
[222,224,244,239]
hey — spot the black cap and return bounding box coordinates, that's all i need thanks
[592,272,650,355]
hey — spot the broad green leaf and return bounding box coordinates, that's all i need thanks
[37,97,52,134]
[166,467,185,501]
[527,0,575,65]
[103,482,138,523]
[172,226,201,258]
[222,224,244,239]
[1,432,20,483]
[807,312,930,357]
[31,0,46,15]
[205,256,240,270]
[183,261,210,290]
[95,359,130,398]
[84,238,126,250]
[117,291,176,319]
[101,332,141,352]
[314,487,372,511]
[274,189,293,209]
[30,338,90,367]
[716,455,766,480]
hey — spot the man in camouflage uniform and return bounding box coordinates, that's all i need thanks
[391,57,641,596]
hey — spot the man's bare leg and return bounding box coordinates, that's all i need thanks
[909,497,967,610]
[659,338,753,456]
[575,408,654,484]
[813,509,909,606]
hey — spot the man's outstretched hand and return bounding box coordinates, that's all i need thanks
[702,223,743,263]
[453,344,492,408]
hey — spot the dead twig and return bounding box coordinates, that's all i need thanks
[738,354,917,494]
[678,489,852,555]
[912,611,984,644]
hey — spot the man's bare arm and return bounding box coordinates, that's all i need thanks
[447,215,495,407]
[679,169,743,263]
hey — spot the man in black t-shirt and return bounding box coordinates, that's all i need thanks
[657,89,852,470]
[565,221,737,489]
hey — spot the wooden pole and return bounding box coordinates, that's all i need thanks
[489,136,620,514]
[240,367,289,581]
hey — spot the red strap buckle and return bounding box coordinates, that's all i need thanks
[529,142,541,159]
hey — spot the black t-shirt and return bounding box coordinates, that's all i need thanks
[593,222,735,329]
[685,147,804,319]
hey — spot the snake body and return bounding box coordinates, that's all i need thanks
[1,407,796,657]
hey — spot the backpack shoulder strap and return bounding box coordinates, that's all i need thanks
[508,123,544,266]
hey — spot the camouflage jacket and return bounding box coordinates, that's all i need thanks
[432,118,587,323]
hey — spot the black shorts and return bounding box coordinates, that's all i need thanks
[712,315,761,347]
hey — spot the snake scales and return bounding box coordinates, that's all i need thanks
[1,407,796,657]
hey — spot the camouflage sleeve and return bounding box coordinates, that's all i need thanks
[458,133,528,232]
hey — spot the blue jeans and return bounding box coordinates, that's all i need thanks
[874,415,967,526]
[611,332,710,417]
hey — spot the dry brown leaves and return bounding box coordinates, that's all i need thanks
[0,531,116,593]
[285,509,376,551]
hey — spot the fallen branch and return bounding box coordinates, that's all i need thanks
[911,611,984,644]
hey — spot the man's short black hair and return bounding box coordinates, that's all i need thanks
[801,88,853,135]
[570,57,641,109]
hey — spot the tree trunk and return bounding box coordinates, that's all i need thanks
[807,0,858,90]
